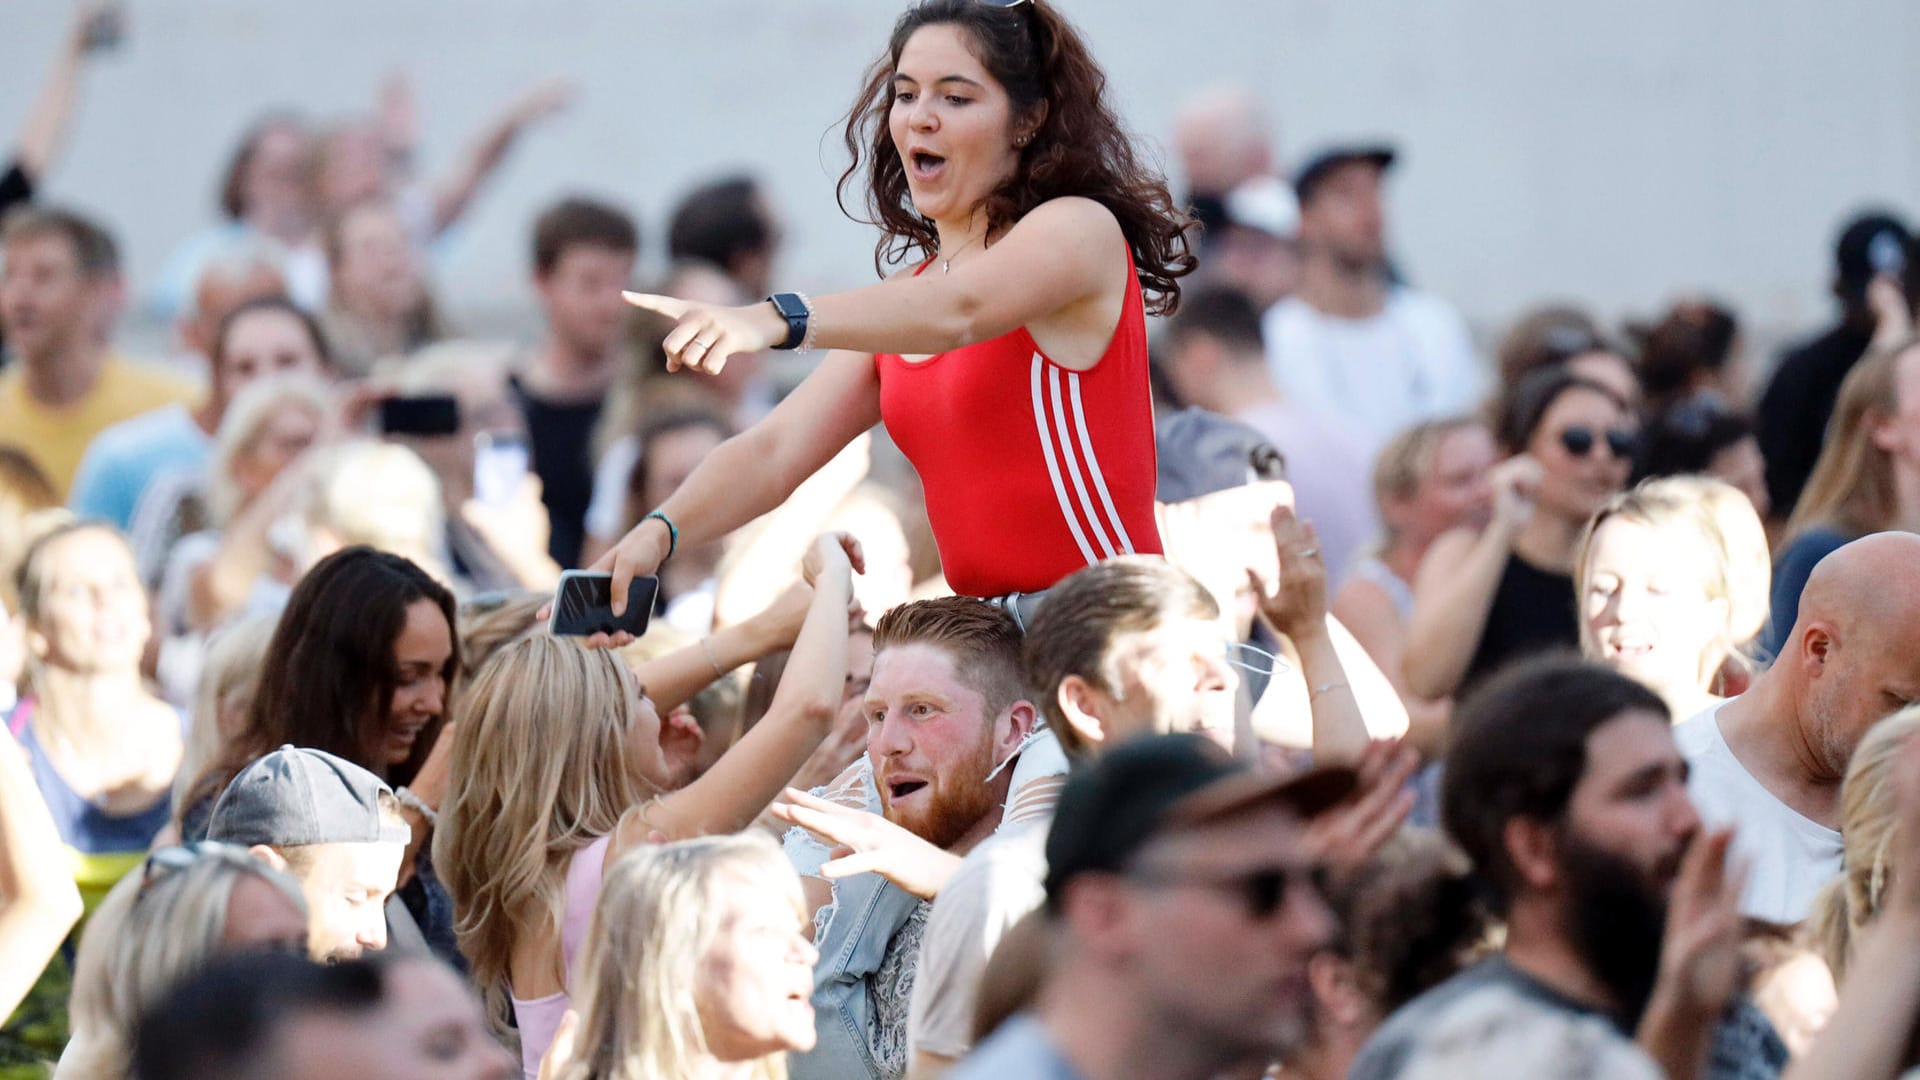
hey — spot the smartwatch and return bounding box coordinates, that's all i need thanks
[766,292,812,351]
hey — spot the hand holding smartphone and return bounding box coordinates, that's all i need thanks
[549,571,659,638]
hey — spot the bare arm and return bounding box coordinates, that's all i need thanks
[1403,456,1538,699]
[1332,577,1450,757]
[427,79,571,235]
[1250,508,1372,765]
[591,349,882,612]
[14,9,94,182]
[630,582,808,715]
[0,734,83,1018]
[626,196,1130,375]
[621,535,856,851]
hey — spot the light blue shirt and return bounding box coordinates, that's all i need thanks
[944,1016,1085,1080]
[68,404,212,531]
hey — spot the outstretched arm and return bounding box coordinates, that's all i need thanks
[625,195,1130,374]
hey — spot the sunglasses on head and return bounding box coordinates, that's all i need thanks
[1129,862,1332,920]
[1558,425,1637,460]
[142,841,236,892]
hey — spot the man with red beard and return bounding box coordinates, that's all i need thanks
[1350,657,1786,1080]
[788,597,1035,1080]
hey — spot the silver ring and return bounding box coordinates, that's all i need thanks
[693,337,715,350]
[1297,547,1319,558]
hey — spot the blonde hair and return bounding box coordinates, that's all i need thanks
[175,614,278,822]
[62,847,307,1079]
[1807,706,1920,983]
[207,372,332,524]
[558,835,800,1080]
[1574,478,1739,691]
[456,591,549,680]
[1370,416,1486,549]
[299,439,447,575]
[1787,342,1910,541]
[433,632,659,1039]
[0,449,61,608]
[1659,475,1772,646]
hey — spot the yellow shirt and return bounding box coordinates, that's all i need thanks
[0,352,202,498]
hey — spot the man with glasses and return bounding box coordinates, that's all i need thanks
[947,733,1353,1080]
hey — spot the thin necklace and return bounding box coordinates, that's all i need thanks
[940,232,987,274]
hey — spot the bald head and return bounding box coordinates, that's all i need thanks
[1798,532,1920,649]
[1787,531,1920,777]
[1173,86,1275,198]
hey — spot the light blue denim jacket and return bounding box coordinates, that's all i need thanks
[788,870,923,1080]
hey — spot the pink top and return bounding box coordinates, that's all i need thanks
[511,835,612,1080]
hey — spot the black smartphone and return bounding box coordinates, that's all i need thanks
[549,572,659,638]
[379,395,461,437]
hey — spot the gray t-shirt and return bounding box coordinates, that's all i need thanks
[944,1015,1085,1080]
[1349,957,1661,1080]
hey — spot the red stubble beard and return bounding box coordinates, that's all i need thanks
[880,733,1001,850]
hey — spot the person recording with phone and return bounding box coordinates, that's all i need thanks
[435,532,861,1078]
[1404,365,1638,700]
[586,0,1194,625]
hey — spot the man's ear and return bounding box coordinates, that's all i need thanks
[1800,624,1836,678]
[1307,952,1371,1029]
[1056,675,1107,751]
[249,844,289,872]
[1503,816,1560,894]
[997,699,1037,762]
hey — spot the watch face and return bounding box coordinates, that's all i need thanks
[771,293,808,318]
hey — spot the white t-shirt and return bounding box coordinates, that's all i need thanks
[1263,289,1485,454]
[1674,702,1842,924]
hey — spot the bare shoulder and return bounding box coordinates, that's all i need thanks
[1414,529,1480,585]
[1013,196,1123,241]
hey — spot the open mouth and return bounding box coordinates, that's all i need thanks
[909,151,946,180]
[888,779,929,801]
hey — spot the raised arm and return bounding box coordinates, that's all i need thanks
[0,733,83,1018]
[630,581,810,715]
[625,534,858,848]
[1250,507,1369,766]
[1402,456,1540,699]
[590,349,882,614]
[427,79,572,236]
[13,6,101,184]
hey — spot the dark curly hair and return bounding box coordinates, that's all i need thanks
[837,0,1195,314]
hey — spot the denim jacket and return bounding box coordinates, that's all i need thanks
[789,871,924,1080]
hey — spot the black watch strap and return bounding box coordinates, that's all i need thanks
[767,292,811,350]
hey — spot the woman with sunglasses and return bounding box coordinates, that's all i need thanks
[589,0,1192,620]
[57,842,308,1080]
[1404,366,1638,700]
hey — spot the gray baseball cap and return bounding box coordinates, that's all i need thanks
[1155,407,1288,504]
[208,746,412,848]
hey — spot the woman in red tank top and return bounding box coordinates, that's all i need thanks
[592,0,1193,609]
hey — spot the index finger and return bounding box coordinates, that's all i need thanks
[622,291,692,319]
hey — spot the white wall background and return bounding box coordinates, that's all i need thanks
[4,0,1917,359]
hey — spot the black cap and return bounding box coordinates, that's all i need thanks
[1042,733,1356,910]
[1293,144,1396,205]
[1835,210,1911,301]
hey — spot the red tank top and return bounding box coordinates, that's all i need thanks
[876,248,1162,597]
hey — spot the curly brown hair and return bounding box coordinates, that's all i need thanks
[837,0,1195,315]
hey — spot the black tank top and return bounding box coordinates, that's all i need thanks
[1460,551,1578,694]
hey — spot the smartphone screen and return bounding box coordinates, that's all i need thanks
[549,572,659,637]
[473,432,530,508]
[380,395,461,437]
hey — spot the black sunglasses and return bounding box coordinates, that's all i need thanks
[1129,862,1332,920]
[1558,424,1637,460]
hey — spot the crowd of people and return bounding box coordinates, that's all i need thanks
[5,2,1920,1079]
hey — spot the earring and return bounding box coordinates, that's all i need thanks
[1015,135,1029,147]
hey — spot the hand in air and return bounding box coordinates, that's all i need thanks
[1248,504,1328,642]
[1652,827,1747,1017]
[770,787,962,900]
[623,292,789,375]
[1490,454,1543,531]
[803,532,866,595]
[1302,739,1418,876]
